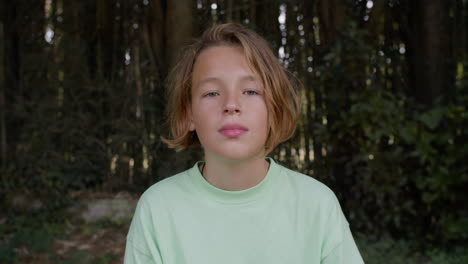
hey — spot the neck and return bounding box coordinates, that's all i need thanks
[201,154,270,191]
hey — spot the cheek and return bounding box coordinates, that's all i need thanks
[192,109,216,132]
[255,105,269,137]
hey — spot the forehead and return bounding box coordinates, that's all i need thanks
[192,45,260,85]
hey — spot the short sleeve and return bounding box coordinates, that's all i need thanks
[321,223,364,264]
[124,241,156,264]
[124,196,163,264]
[321,194,364,264]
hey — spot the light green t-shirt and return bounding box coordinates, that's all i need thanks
[124,158,364,264]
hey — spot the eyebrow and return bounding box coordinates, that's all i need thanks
[196,75,258,89]
[196,77,221,89]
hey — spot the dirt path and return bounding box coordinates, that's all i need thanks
[9,191,135,264]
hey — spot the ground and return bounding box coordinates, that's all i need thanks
[1,191,134,264]
[2,217,129,264]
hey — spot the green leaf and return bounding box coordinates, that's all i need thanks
[419,108,444,130]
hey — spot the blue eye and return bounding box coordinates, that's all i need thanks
[244,90,258,95]
[205,92,219,97]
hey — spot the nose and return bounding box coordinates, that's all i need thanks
[224,104,240,114]
[223,93,241,114]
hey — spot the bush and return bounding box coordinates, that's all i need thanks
[312,23,468,246]
[357,236,468,264]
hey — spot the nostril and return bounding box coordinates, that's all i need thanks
[223,104,240,114]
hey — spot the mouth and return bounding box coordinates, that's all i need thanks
[218,124,248,138]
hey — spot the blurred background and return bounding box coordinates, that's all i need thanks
[1,0,467,263]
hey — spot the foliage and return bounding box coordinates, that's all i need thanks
[356,235,468,264]
[341,89,468,243]
[356,236,422,264]
[308,22,468,246]
[0,218,58,263]
[1,0,467,250]
[428,247,468,264]
[0,213,125,263]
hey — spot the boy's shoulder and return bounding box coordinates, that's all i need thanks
[278,164,339,204]
[139,169,190,203]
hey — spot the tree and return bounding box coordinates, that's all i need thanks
[405,0,454,106]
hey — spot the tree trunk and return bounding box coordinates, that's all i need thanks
[407,0,454,106]
[0,21,6,169]
[317,0,359,203]
[0,0,19,170]
[96,0,115,80]
[367,0,385,44]
[255,0,279,48]
[317,0,347,48]
[165,0,193,67]
[15,0,47,105]
[146,0,166,80]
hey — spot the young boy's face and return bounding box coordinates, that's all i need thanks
[189,45,269,162]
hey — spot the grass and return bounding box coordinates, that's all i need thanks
[0,214,126,264]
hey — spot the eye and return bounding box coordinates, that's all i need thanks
[204,92,219,97]
[244,90,259,95]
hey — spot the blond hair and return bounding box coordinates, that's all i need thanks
[161,23,300,154]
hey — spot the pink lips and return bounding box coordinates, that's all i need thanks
[218,124,248,138]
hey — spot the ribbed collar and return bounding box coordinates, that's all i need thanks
[186,157,281,205]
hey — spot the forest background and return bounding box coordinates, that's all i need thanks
[1,0,467,263]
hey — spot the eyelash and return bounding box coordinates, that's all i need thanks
[203,90,259,97]
[204,92,219,97]
[244,90,259,95]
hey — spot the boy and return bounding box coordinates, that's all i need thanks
[124,23,364,264]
